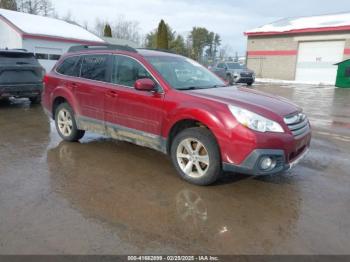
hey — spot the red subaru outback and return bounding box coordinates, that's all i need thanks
[42,45,311,185]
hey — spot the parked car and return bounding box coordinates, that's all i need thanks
[211,62,255,86]
[0,49,44,103]
[42,45,311,185]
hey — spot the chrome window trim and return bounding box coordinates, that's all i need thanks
[54,53,165,94]
[110,54,164,94]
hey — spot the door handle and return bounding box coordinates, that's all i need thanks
[106,90,118,98]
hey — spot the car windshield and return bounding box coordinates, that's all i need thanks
[145,55,226,90]
[227,63,244,69]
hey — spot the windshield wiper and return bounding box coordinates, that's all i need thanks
[210,84,227,88]
[177,86,200,90]
[178,84,227,91]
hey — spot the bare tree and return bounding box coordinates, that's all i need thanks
[60,10,80,25]
[0,0,17,11]
[219,44,233,60]
[17,0,54,16]
[94,15,141,45]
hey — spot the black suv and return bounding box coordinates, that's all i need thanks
[0,49,44,104]
[211,62,255,86]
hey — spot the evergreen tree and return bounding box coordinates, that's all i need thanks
[103,23,112,37]
[0,0,17,10]
[157,19,169,50]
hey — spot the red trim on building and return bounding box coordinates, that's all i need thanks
[245,25,350,36]
[344,48,350,55]
[22,34,105,45]
[247,50,298,56]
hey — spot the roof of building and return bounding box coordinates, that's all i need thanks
[245,12,350,36]
[0,8,104,44]
[335,59,350,65]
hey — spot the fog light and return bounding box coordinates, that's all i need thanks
[259,157,276,170]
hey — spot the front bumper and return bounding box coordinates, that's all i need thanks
[235,77,255,84]
[222,146,309,175]
[0,83,43,98]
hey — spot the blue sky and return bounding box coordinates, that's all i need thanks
[53,0,350,55]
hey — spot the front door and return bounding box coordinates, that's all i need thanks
[104,55,166,151]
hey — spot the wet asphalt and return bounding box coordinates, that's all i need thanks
[0,83,349,255]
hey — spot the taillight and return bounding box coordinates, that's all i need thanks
[43,74,49,85]
[42,74,49,92]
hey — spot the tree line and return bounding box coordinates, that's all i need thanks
[0,0,231,64]
[104,19,223,65]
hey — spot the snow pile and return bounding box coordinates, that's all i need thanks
[246,12,350,34]
[255,78,335,86]
[0,8,104,43]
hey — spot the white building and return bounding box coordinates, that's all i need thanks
[0,8,105,71]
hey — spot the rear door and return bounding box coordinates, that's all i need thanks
[73,54,112,133]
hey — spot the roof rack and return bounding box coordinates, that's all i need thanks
[68,44,138,53]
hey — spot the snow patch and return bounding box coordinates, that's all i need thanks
[0,8,104,43]
[256,78,335,87]
[246,12,350,34]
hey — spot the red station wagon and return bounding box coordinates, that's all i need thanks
[42,45,311,185]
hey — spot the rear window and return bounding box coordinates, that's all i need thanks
[80,55,109,82]
[56,56,81,77]
[0,51,39,65]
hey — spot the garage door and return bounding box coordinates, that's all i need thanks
[295,41,345,84]
[34,47,63,72]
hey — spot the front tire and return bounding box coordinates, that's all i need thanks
[55,103,85,142]
[171,127,222,186]
[227,74,234,85]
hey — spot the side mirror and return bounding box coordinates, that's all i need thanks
[134,78,156,91]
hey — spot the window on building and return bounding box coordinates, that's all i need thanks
[49,54,61,60]
[345,66,350,77]
[80,55,109,82]
[35,53,49,60]
[112,55,153,87]
[56,56,81,77]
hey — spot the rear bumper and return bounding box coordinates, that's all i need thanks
[0,83,43,98]
[222,146,310,175]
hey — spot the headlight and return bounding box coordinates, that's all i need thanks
[228,105,284,133]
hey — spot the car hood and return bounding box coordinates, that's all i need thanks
[188,87,300,117]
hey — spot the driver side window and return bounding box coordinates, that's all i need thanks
[112,55,154,88]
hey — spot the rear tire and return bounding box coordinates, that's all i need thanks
[171,127,222,186]
[55,102,85,142]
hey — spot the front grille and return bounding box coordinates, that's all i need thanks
[240,72,253,77]
[284,112,310,137]
[288,145,306,162]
